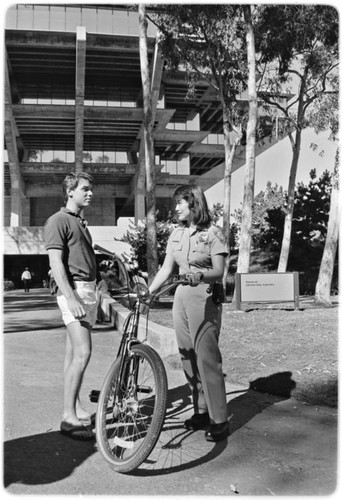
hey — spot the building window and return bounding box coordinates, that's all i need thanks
[162,157,190,175]
[50,6,66,31]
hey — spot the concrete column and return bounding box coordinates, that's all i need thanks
[75,27,86,172]
[4,53,25,226]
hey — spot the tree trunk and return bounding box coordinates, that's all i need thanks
[221,104,236,299]
[139,5,158,283]
[277,131,301,272]
[236,5,257,274]
[277,71,307,273]
[315,149,340,306]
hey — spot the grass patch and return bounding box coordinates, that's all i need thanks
[148,299,338,408]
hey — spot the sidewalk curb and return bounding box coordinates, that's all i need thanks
[100,292,180,359]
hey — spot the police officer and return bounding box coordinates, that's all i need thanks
[149,184,229,442]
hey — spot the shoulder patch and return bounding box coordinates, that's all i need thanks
[211,225,226,244]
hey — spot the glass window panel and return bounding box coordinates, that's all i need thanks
[17,5,34,29]
[5,5,18,29]
[97,8,113,34]
[65,7,81,32]
[4,150,8,162]
[22,98,37,104]
[83,152,93,163]
[218,134,224,145]
[187,113,199,131]
[66,151,75,162]
[113,10,131,35]
[81,7,97,33]
[175,122,186,130]
[157,96,165,108]
[103,151,115,162]
[94,100,107,107]
[177,157,190,175]
[166,161,177,175]
[52,151,65,162]
[115,152,127,163]
[41,150,53,162]
[50,6,66,31]
[33,5,50,30]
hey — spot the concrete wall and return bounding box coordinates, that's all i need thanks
[2,225,131,256]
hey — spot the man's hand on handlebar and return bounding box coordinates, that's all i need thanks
[186,272,203,287]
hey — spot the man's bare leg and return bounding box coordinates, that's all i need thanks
[63,321,92,426]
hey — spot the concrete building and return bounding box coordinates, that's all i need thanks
[3,4,284,287]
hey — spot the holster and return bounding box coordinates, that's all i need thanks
[211,282,225,305]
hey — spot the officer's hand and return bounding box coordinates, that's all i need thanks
[186,272,203,287]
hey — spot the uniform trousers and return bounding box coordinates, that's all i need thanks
[172,283,228,424]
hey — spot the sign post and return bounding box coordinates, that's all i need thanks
[235,272,300,310]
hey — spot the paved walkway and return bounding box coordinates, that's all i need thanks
[2,289,338,496]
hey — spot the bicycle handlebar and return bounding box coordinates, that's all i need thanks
[141,277,189,303]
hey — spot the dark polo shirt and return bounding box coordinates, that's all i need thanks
[44,207,96,282]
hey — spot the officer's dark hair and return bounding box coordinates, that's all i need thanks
[62,171,94,201]
[173,184,211,229]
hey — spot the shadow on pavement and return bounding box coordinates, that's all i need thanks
[4,431,97,487]
[133,372,296,476]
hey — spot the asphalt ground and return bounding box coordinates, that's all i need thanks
[2,288,339,496]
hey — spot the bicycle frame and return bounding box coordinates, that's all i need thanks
[92,243,189,404]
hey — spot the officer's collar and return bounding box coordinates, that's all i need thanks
[188,224,199,236]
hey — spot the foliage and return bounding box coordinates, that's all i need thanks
[118,220,174,273]
[234,182,287,251]
[211,202,238,250]
[4,279,15,291]
[117,208,239,273]
[234,170,333,254]
[152,5,248,107]
[292,169,332,250]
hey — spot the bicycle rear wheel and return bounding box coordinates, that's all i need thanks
[95,343,168,473]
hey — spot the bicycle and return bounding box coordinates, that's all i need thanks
[91,244,188,473]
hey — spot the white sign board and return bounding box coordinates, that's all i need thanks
[240,273,295,302]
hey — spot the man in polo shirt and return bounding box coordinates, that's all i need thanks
[45,172,98,441]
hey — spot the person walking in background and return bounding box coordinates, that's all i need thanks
[21,267,32,292]
[44,172,98,441]
[149,184,229,442]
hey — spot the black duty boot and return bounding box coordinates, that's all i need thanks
[205,421,229,442]
[184,412,210,430]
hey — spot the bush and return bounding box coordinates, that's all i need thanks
[117,219,174,273]
[4,280,15,291]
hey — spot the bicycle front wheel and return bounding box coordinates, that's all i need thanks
[95,343,168,473]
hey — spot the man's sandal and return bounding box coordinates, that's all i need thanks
[60,421,94,441]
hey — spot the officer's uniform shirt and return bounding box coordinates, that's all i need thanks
[166,224,228,275]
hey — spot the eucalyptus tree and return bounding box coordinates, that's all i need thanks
[139,4,158,282]
[255,4,339,272]
[235,4,258,275]
[309,78,339,306]
[150,4,249,288]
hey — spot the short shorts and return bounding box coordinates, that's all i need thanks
[57,281,99,327]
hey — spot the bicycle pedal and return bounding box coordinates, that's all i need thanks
[89,389,100,402]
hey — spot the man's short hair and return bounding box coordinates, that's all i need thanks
[62,172,94,200]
